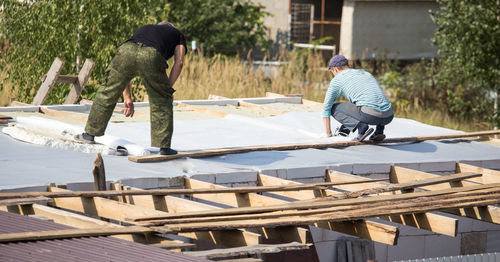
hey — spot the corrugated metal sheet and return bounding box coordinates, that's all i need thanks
[0,210,208,262]
[395,252,500,262]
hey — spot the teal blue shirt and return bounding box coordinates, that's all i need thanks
[322,69,392,117]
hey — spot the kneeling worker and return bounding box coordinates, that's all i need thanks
[322,55,393,142]
[76,22,186,155]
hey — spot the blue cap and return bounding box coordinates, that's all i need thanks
[329,55,348,68]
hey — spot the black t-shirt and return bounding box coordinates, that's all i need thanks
[127,24,187,60]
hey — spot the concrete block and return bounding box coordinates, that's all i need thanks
[189,174,216,184]
[486,230,500,252]
[460,232,487,255]
[157,176,185,188]
[120,177,159,189]
[276,169,287,179]
[231,182,258,187]
[259,169,278,177]
[309,225,349,242]
[459,160,484,168]
[364,173,389,180]
[0,185,49,193]
[374,242,388,262]
[418,161,456,173]
[387,235,425,261]
[353,163,391,175]
[293,177,325,184]
[424,234,460,258]
[286,166,327,180]
[394,162,420,170]
[471,219,500,232]
[215,171,258,184]
[327,164,353,174]
[482,159,500,170]
[455,215,473,233]
[66,182,95,191]
[314,240,337,262]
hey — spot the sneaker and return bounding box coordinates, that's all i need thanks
[353,127,374,142]
[369,133,386,142]
[160,148,178,155]
[333,125,350,137]
[74,132,95,144]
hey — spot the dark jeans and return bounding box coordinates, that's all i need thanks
[331,102,393,134]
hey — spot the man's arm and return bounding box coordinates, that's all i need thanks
[323,117,332,137]
[123,83,134,117]
[168,44,186,88]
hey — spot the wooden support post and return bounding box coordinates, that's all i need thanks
[32,58,64,105]
[107,183,262,248]
[92,153,106,191]
[390,165,500,224]
[64,59,95,104]
[185,178,310,244]
[258,173,399,245]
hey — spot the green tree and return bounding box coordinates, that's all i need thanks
[430,0,500,126]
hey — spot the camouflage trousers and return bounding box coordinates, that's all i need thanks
[85,42,175,148]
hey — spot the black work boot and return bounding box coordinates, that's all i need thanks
[74,132,95,144]
[353,124,374,142]
[160,148,178,155]
[334,125,351,137]
[369,125,386,142]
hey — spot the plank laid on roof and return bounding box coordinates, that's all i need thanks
[0,210,207,262]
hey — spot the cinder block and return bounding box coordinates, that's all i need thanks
[66,182,95,191]
[313,240,337,262]
[459,160,484,168]
[157,176,185,188]
[328,164,353,174]
[286,166,326,180]
[353,163,391,175]
[486,230,500,252]
[293,177,325,184]
[259,169,278,177]
[309,225,350,242]
[424,234,460,258]
[231,182,258,187]
[215,171,258,184]
[364,173,389,180]
[276,169,287,179]
[374,242,388,262]
[482,159,500,170]
[387,235,425,261]
[455,215,473,233]
[121,177,159,189]
[394,162,420,170]
[0,185,48,193]
[418,161,456,173]
[189,174,216,184]
[460,232,487,254]
[471,219,500,232]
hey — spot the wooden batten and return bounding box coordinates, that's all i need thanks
[176,102,227,118]
[390,165,500,224]
[184,178,310,244]
[456,162,500,184]
[258,173,398,245]
[109,183,261,247]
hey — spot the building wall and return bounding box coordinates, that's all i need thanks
[251,0,290,57]
[340,0,439,60]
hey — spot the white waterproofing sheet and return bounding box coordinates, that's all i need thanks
[1,112,500,189]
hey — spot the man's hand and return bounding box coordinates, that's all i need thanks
[123,99,134,117]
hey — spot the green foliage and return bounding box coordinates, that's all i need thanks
[430,0,500,125]
[0,0,268,104]
[166,0,269,54]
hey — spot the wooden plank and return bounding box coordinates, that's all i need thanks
[328,170,459,237]
[0,226,152,243]
[0,197,53,206]
[151,189,500,233]
[0,114,13,120]
[150,242,196,249]
[265,92,323,107]
[32,58,64,105]
[65,58,95,104]
[184,243,310,260]
[391,165,500,224]
[257,174,398,245]
[10,101,31,106]
[92,153,106,191]
[0,180,387,200]
[56,75,78,84]
[132,183,500,223]
[129,130,500,163]
[326,170,389,191]
[457,162,500,184]
[39,107,88,122]
[48,187,170,222]
[185,178,309,244]
[177,102,227,117]
[209,94,286,115]
[109,183,262,247]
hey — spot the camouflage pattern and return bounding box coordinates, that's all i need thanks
[85,42,175,148]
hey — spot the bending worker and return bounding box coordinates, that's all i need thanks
[322,55,393,142]
[76,22,186,155]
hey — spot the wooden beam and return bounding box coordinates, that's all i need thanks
[185,178,309,244]
[456,162,500,184]
[0,197,53,206]
[65,58,95,104]
[258,174,398,245]
[32,57,64,105]
[327,170,458,237]
[391,165,500,224]
[150,242,196,249]
[184,242,310,260]
[132,183,500,223]
[129,130,500,163]
[92,153,106,191]
[39,107,88,122]
[209,94,287,115]
[0,226,152,243]
[109,183,262,247]
[0,180,388,200]
[0,114,13,119]
[176,102,227,118]
[265,92,323,107]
